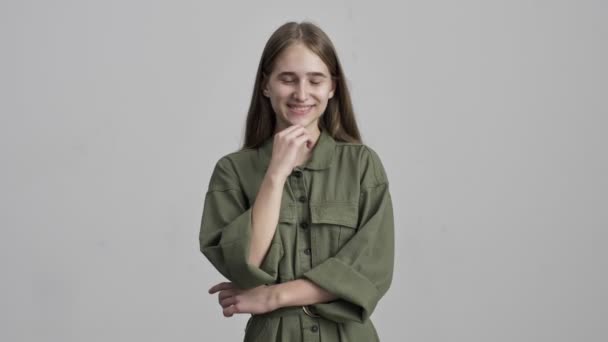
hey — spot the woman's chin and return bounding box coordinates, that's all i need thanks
[289,118,314,128]
[276,111,320,129]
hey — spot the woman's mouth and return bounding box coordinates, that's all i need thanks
[287,104,315,115]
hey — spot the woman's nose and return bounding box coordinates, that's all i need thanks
[293,81,309,101]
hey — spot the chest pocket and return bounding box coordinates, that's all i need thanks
[278,204,296,225]
[310,202,359,251]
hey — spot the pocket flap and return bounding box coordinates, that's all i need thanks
[278,204,296,224]
[310,202,358,229]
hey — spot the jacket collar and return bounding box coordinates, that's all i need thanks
[258,128,336,171]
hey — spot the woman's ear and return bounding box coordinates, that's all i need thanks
[262,73,270,97]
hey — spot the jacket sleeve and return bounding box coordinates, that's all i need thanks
[302,146,395,323]
[199,157,284,289]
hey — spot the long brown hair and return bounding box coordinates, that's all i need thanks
[241,21,362,149]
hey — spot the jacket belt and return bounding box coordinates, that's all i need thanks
[254,306,320,319]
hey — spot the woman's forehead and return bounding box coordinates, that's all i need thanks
[272,44,330,75]
[275,71,329,78]
[272,66,330,78]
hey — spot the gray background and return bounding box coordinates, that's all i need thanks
[1,0,606,341]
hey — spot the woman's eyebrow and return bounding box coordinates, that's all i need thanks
[277,71,328,78]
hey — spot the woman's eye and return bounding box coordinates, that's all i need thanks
[280,79,322,85]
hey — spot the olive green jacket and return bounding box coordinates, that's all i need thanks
[199,129,395,341]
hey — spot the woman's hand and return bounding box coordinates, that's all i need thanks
[266,125,313,180]
[208,282,280,317]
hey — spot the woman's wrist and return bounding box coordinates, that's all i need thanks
[268,283,287,310]
[264,169,287,186]
[267,279,337,309]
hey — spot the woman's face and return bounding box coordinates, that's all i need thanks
[263,43,336,134]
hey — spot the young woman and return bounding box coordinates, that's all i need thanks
[199,21,395,342]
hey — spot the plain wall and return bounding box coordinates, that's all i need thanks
[1,0,606,341]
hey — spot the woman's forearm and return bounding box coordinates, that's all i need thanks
[270,279,338,307]
[248,172,286,267]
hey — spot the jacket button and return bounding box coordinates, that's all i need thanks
[298,195,307,203]
[293,170,302,178]
[300,222,309,229]
[304,248,311,255]
[310,325,318,332]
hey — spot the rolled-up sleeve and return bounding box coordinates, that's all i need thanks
[199,157,284,289]
[302,147,395,323]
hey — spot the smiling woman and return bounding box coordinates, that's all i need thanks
[264,45,336,123]
[199,21,394,342]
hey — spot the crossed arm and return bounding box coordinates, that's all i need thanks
[208,278,338,317]
[208,167,338,317]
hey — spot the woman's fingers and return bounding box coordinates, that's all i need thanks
[275,124,303,141]
[208,281,235,294]
[223,304,239,317]
[279,124,310,141]
[220,295,238,308]
[293,133,313,150]
[217,289,237,301]
[277,124,303,137]
[285,128,312,149]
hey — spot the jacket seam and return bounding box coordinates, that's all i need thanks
[361,182,388,192]
[206,187,241,194]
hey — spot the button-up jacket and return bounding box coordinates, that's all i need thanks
[199,129,395,342]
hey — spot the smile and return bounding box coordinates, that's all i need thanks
[288,104,315,115]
